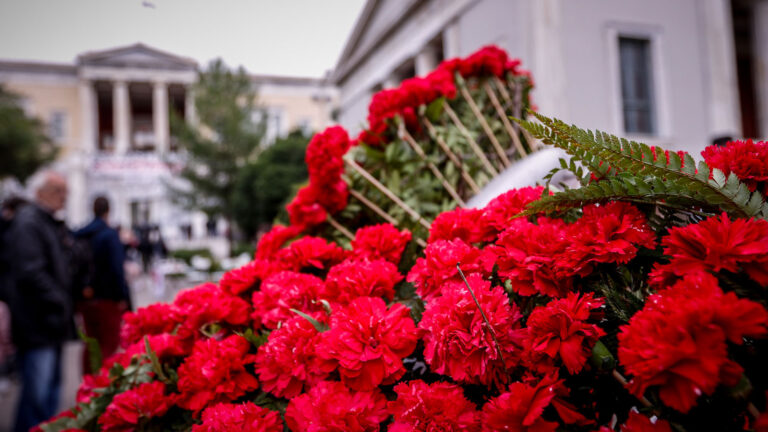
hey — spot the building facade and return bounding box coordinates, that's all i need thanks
[332,0,767,155]
[0,43,336,245]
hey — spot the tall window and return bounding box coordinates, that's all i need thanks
[48,111,67,143]
[619,37,655,135]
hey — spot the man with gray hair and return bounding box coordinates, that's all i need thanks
[2,170,75,432]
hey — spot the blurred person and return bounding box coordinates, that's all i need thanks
[74,196,132,374]
[2,171,75,432]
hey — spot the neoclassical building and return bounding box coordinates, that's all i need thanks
[0,43,336,244]
[332,0,767,154]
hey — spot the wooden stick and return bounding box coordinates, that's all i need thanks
[458,82,511,168]
[612,370,652,408]
[510,79,541,151]
[326,214,354,241]
[344,184,400,226]
[493,76,513,106]
[484,81,527,158]
[400,124,466,207]
[421,117,481,194]
[443,101,499,177]
[345,157,431,230]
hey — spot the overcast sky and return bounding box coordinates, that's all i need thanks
[0,0,365,78]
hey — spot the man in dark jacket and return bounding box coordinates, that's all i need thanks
[4,171,74,432]
[75,196,131,373]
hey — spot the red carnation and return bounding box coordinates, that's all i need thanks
[702,139,768,194]
[98,381,175,432]
[287,184,327,229]
[176,335,259,412]
[351,223,411,264]
[481,375,561,432]
[123,332,191,360]
[276,236,347,272]
[481,186,545,234]
[618,273,768,412]
[389,380,481,432]
[219,260,274,296]
[619,411,673,432]
[429,207,495,244]
[323,258,403,304]
[318,296,418,390]
[255,224,302,260]
[76,369,111,403]
[650,213,768,287]
[191,402,283,432]
[492,217,576,298]
[255,315,329,398]
[251,271,325,329]
[564,202,656,271]
[419,274,525,386]
[305,126,351,186]
[285,380,388,432]
[174,283,251,335]
[407,238,496,300]
[120,303,181,348]
[525,292,605,375]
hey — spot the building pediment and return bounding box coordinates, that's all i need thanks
[77,43,197,71]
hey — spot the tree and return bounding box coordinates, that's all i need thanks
[0,84,57,182]
[232,130,309,239]
[169,59,264,237]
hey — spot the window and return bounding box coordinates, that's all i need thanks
[619,37,655,135]
[49,111,67,142]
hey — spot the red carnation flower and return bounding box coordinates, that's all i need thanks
[255,224,302,260]
[176,335,259,412]
[318,296,418,390]
[481,375,562,432]
[251,271,325,329]
[419,274,525,386]
[285,381,388,432]
[481,186,545,234]
[323,258,402,304]
[351,223,411,264]
[287,184,327,229]
[76,369,111,403]
[123,332,191,360]
[525,292,605,375]
[618,273,768,412]
[120,303,181,348]
[407,238,497,300]
[305,126,351,186]
[492,217,576,298]
[219,260,276,296]
[389,380,481,432]
[702,139,768,194]
[98,381,175,432]
[276,236,347,272]
[174,283,252,335]
[564,202,656,271]
[255,315,329,398]
[619,411,673,432]
[191,402,283,432]
[649,213,768,287]
[429,207,495,244]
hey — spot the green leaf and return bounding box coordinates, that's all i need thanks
[144,336,169,382]
[425,97,446,122]
[290,308,329,332]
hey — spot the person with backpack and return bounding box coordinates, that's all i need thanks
[74,196,132,374]
[3,171,75,432]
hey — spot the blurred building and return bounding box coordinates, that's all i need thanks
[332,0,767,154]
[0,43,336,246]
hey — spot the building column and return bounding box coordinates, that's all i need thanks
[184,87,197,127]
[753,0,768,138]
[530,0,569,121]
[153,81,169,155]
[698,0,742,139]
[442,20,461,58]
[113,80,131,154]
[415,46,439,76]
[78,80,97,154]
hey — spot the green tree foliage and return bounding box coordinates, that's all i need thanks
[0,85,57,182]
[232,130,309,239]
[169,59,264,227]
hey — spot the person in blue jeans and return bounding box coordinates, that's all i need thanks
[2,172,75,431]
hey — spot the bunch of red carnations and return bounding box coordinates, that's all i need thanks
[41,138,768,432]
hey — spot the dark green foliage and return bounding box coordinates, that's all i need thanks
[232,130,309,239]
[169,59,265,225]
[516,112,768,223]
[0,85,57,182]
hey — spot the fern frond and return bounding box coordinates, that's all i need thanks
[515,113,768,219]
